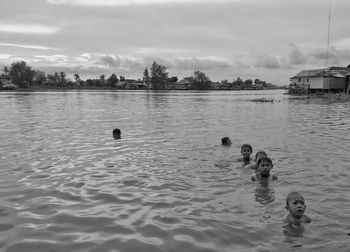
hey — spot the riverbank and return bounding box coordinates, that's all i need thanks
[310,92,350,102]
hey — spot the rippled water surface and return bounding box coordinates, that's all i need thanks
[0,90,349,252]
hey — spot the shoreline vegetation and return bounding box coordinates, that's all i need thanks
[313,92,350,102]
[286,91,350,102]
[1,60,285,92]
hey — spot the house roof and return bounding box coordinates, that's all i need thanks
[177,79,191,84]
[291,67,350,79]
[0,79,14,86]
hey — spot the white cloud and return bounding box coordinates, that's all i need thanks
[172,57,231,70]
[254,54,285,69]
[81,53,91,59]
[333,37,350,49]
[47,0,243,6]
[135,47,189,55]
[0,43,59,51]
[288,44,307,65]
[0,24,59,34]
[34,54,91,64]
[0,54,11,60]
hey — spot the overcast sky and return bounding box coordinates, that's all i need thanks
[1,0,349,84]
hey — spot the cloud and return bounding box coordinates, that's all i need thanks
[254,44,314,69]
[172,57,231,70]
[47,0,242,6]
[34,54,90,64]
[96,55,122,67]
[254,54,285,69]
[24,53,234,79]
[0,24,59,34]
[96,55,144,70]
[0,54,11,60]
[309,46,350,65]
[80,53,91,59]
[288,44,307,65]
[143,56,174,69]
[334,37,350,49]
[0,43,59,51]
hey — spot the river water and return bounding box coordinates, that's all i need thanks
[0,90,349,252]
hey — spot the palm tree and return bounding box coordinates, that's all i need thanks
[99,74,105,87]
[74,73,80,86]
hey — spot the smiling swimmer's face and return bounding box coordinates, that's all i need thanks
[241,146,252,157]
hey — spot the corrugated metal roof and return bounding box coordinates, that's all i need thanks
[291,69,324,78]
[291,68,349,78]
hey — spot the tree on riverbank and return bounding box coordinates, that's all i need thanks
[143,67,151,87]
[190,70,211,89]
[8,61,35,88]
[107,74,118,87]
[150,61,168,90]
[1,60,282,90]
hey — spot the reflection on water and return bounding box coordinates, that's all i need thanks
[0,90,350,252]
[254,180,275,205]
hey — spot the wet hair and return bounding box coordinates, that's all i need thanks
[255,151,267,161]
[113,128,121,139]
[241,144,252,152]
[113,128,121,135]
[221,137,232,146]
[257,156,273,166]
[286,192,304,206]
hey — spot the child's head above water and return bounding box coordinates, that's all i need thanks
[241,144,252,156]
[113,128,121,139]
[286,192,306,218]
[257,156,273,177]
[251,156,277,181]
[255,151,267,162]
[221,137,232,146]
[284,192,311,226]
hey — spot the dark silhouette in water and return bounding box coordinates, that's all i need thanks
[221,137,232,146]
[113,128,121,139]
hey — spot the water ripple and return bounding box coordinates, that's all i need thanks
[0,90,349,251]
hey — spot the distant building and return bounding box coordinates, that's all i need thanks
[0,76,17,90]
[217,81,231,90]
[165,78,191,90]
[253,83,264,90]
[289,66,350,94]
[124,80,147,89]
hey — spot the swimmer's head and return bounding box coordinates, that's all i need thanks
[113,128,121,139]
[241,144,253,157]
[285,192,306,218]
[257,156,273,177]
[221,137,232,146]
[255,151,267,162]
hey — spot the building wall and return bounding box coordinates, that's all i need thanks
[309,77,324,89]
[293,76,346,90]
[324,78,345,89]
[165,83,188,89]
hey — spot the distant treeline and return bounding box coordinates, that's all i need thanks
[0,60,282,90]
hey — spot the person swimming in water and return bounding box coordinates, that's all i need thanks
[251,156,278,181]
[237,144,253,165]
[221,137,232,146]
[245,151,267,170]
[283,192,311,227]
[113,128,121,139]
